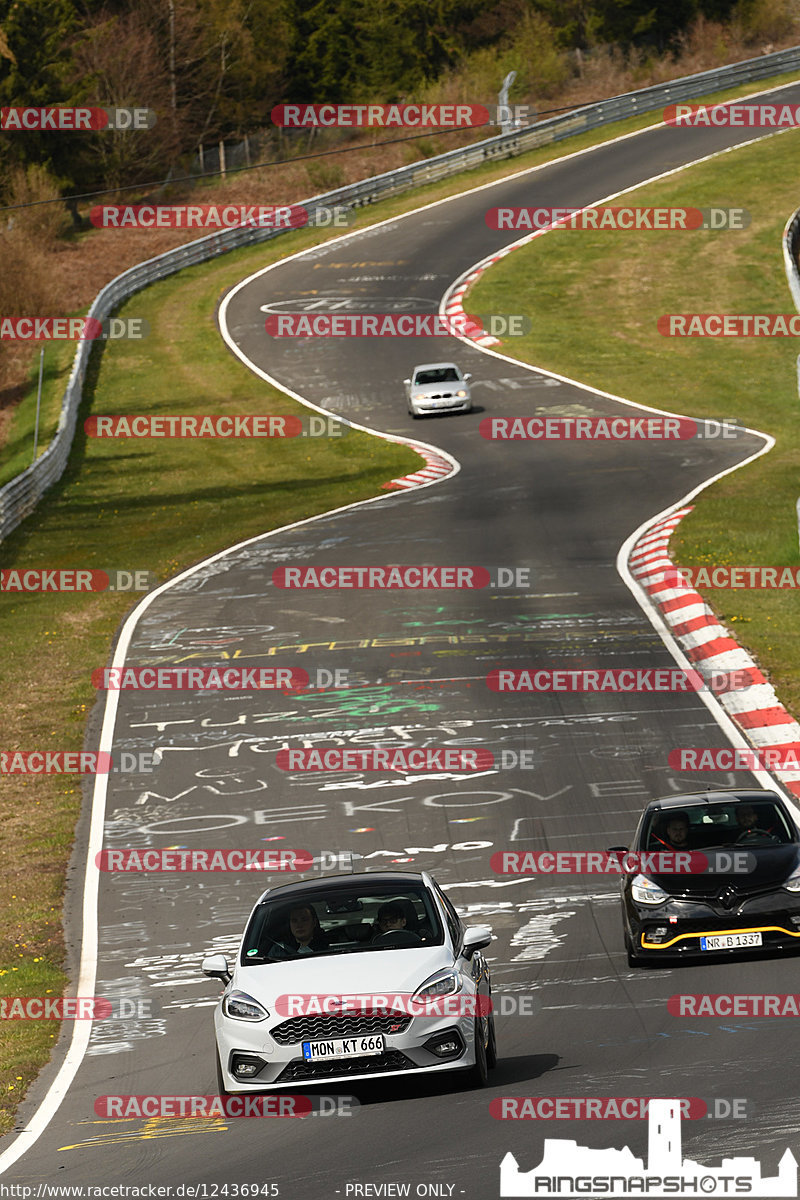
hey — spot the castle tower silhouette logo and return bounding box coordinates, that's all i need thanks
[500,1099,797,1197]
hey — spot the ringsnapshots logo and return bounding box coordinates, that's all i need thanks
[499,1098,796,1197]
[0,317,148,341]
[486,206,748,231]
[0,106,156,131]
[84,414,346,439]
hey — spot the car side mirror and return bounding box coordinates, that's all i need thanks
[403,378,411,386]
[463,373,473,381]
[202,953,231,984]
[462,924,492,956]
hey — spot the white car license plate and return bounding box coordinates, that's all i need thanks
[700,932,762,950]
[302,1035,385,1061]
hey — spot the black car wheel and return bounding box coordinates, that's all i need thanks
[486,1010,498,1069]
[625,929,644,969]
[464,1016,489,1088]
[215,1048,230,1096]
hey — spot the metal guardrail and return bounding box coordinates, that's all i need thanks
[3,44,800,543]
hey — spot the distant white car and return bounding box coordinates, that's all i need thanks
[202,870,496,1092]
[404,362,472,417]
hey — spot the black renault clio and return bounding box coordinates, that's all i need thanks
[612,789,800,966]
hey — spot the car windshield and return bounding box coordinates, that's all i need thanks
[240,886,444,964]
[415,368,460,384]
[644,800,796,850]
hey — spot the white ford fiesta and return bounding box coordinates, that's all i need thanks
[202,870,497,1092]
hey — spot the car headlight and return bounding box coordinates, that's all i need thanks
[413,393,427,401]
[222,990,269,1022]
[455,389,468,398]
[414,969,462,1000]
[630,873,670,906]
[785,862,800,892]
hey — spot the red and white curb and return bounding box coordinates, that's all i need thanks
[382,441,455,490]
[630,508,800,798]
[445,274,502,347]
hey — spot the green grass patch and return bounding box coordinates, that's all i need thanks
[469,124,800,715]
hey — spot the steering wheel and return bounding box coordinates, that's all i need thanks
[371,929,423,946]
[735,828,780,844]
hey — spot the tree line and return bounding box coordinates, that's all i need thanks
[0,0,790,202]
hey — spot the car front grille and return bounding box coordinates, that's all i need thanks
[276,1050,415,1082]
[270,1011,412,1046]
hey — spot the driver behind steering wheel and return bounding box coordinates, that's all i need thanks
[734,802,778,842]
[372,901,407,942]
